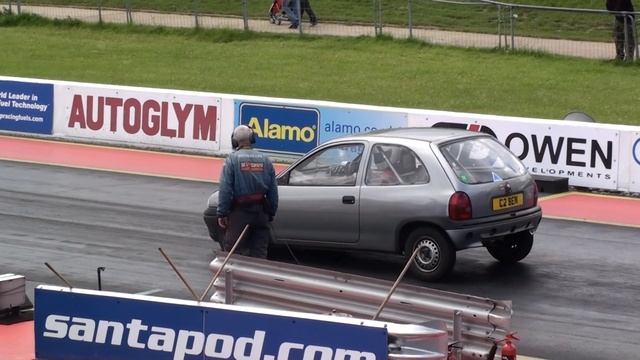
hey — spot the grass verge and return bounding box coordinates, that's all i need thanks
[1,13,638,126]
[9,0,621,41]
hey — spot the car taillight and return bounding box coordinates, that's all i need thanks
[525,182,539,207]
[449,191,472,220]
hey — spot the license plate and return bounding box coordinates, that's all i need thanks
[492,193,524,211]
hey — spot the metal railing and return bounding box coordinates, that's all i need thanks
[208,253,512,360]
[1,0,638,60]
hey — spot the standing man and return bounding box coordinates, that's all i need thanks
[606,0,636,60]
[217,125,278,259]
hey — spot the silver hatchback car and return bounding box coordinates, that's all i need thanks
[204,128,542,281]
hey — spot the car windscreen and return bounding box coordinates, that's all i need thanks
[439,137,526,184]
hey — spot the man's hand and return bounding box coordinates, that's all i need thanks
[218,216,229,229]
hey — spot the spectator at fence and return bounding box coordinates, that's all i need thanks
[606,0,636,60]
[301,0,318,26]
[283,0,300,29]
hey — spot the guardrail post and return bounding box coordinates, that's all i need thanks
[242,0,248,31]
[453,310,462,360]
[408,0,413,39]
[224,269,233,304]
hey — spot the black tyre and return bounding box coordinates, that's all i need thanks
[203,207,224,250]
[486,231,534,264]
[404,227,455,282]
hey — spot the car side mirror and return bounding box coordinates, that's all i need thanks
[277,173,289,185]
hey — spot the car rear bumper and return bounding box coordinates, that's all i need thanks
[445,207,542,250]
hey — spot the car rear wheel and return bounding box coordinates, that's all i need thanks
[405,227,455,282]
[486,231,533,264]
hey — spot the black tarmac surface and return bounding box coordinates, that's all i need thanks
[1,160,638,360]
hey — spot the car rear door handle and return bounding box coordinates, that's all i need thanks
[342,196,356,204]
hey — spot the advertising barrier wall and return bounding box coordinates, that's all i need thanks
[235,100,408,155]
[35,285,388,360]
[630,131,640,192]
[55,82,222,151]
[408,112,621,190]
[1,76,639,192]
[0,79,54,135]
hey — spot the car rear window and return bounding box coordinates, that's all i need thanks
[439,137,526,184]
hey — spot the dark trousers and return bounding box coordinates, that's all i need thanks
[224,204,269,259]
[300,0,317,24]
[613,16,636,60]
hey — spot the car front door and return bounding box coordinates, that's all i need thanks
[274,142,365,244]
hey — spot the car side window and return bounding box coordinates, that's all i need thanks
[288,143,364,186]
[365,144,429,186]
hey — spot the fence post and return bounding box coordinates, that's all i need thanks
[17,0,21,14]
[453,310,462,360]
[631,17,640,61]
[372,0,382,36]
[509,5,515,50]
[378,0,383,36]
[242,0,248,31]
[497,5,502,49]
[224,269,233,304]
[372,0,376,35]
[97,0,103,24]
[125,0,132,25]
[408,0,413,39]
[193,0,199,29]
[297,0,302,34]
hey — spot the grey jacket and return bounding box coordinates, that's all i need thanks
[217,148,278,217]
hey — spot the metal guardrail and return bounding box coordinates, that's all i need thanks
[209,253,512,360]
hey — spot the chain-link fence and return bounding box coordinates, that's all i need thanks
[1,0,638,61]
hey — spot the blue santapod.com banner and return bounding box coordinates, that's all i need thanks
[35,286,388,360]
[0,80,54,134]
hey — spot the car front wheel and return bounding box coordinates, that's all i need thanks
[486,231,534,264]
[404,227,455,282]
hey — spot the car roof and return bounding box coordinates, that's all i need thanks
[328,127,482,144]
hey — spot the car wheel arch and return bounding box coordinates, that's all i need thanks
[397,221,451,255]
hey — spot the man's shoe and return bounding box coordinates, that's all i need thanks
[289,23,298,29]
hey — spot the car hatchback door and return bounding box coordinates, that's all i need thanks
[274,142,366,244]
[438,136,537,218]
